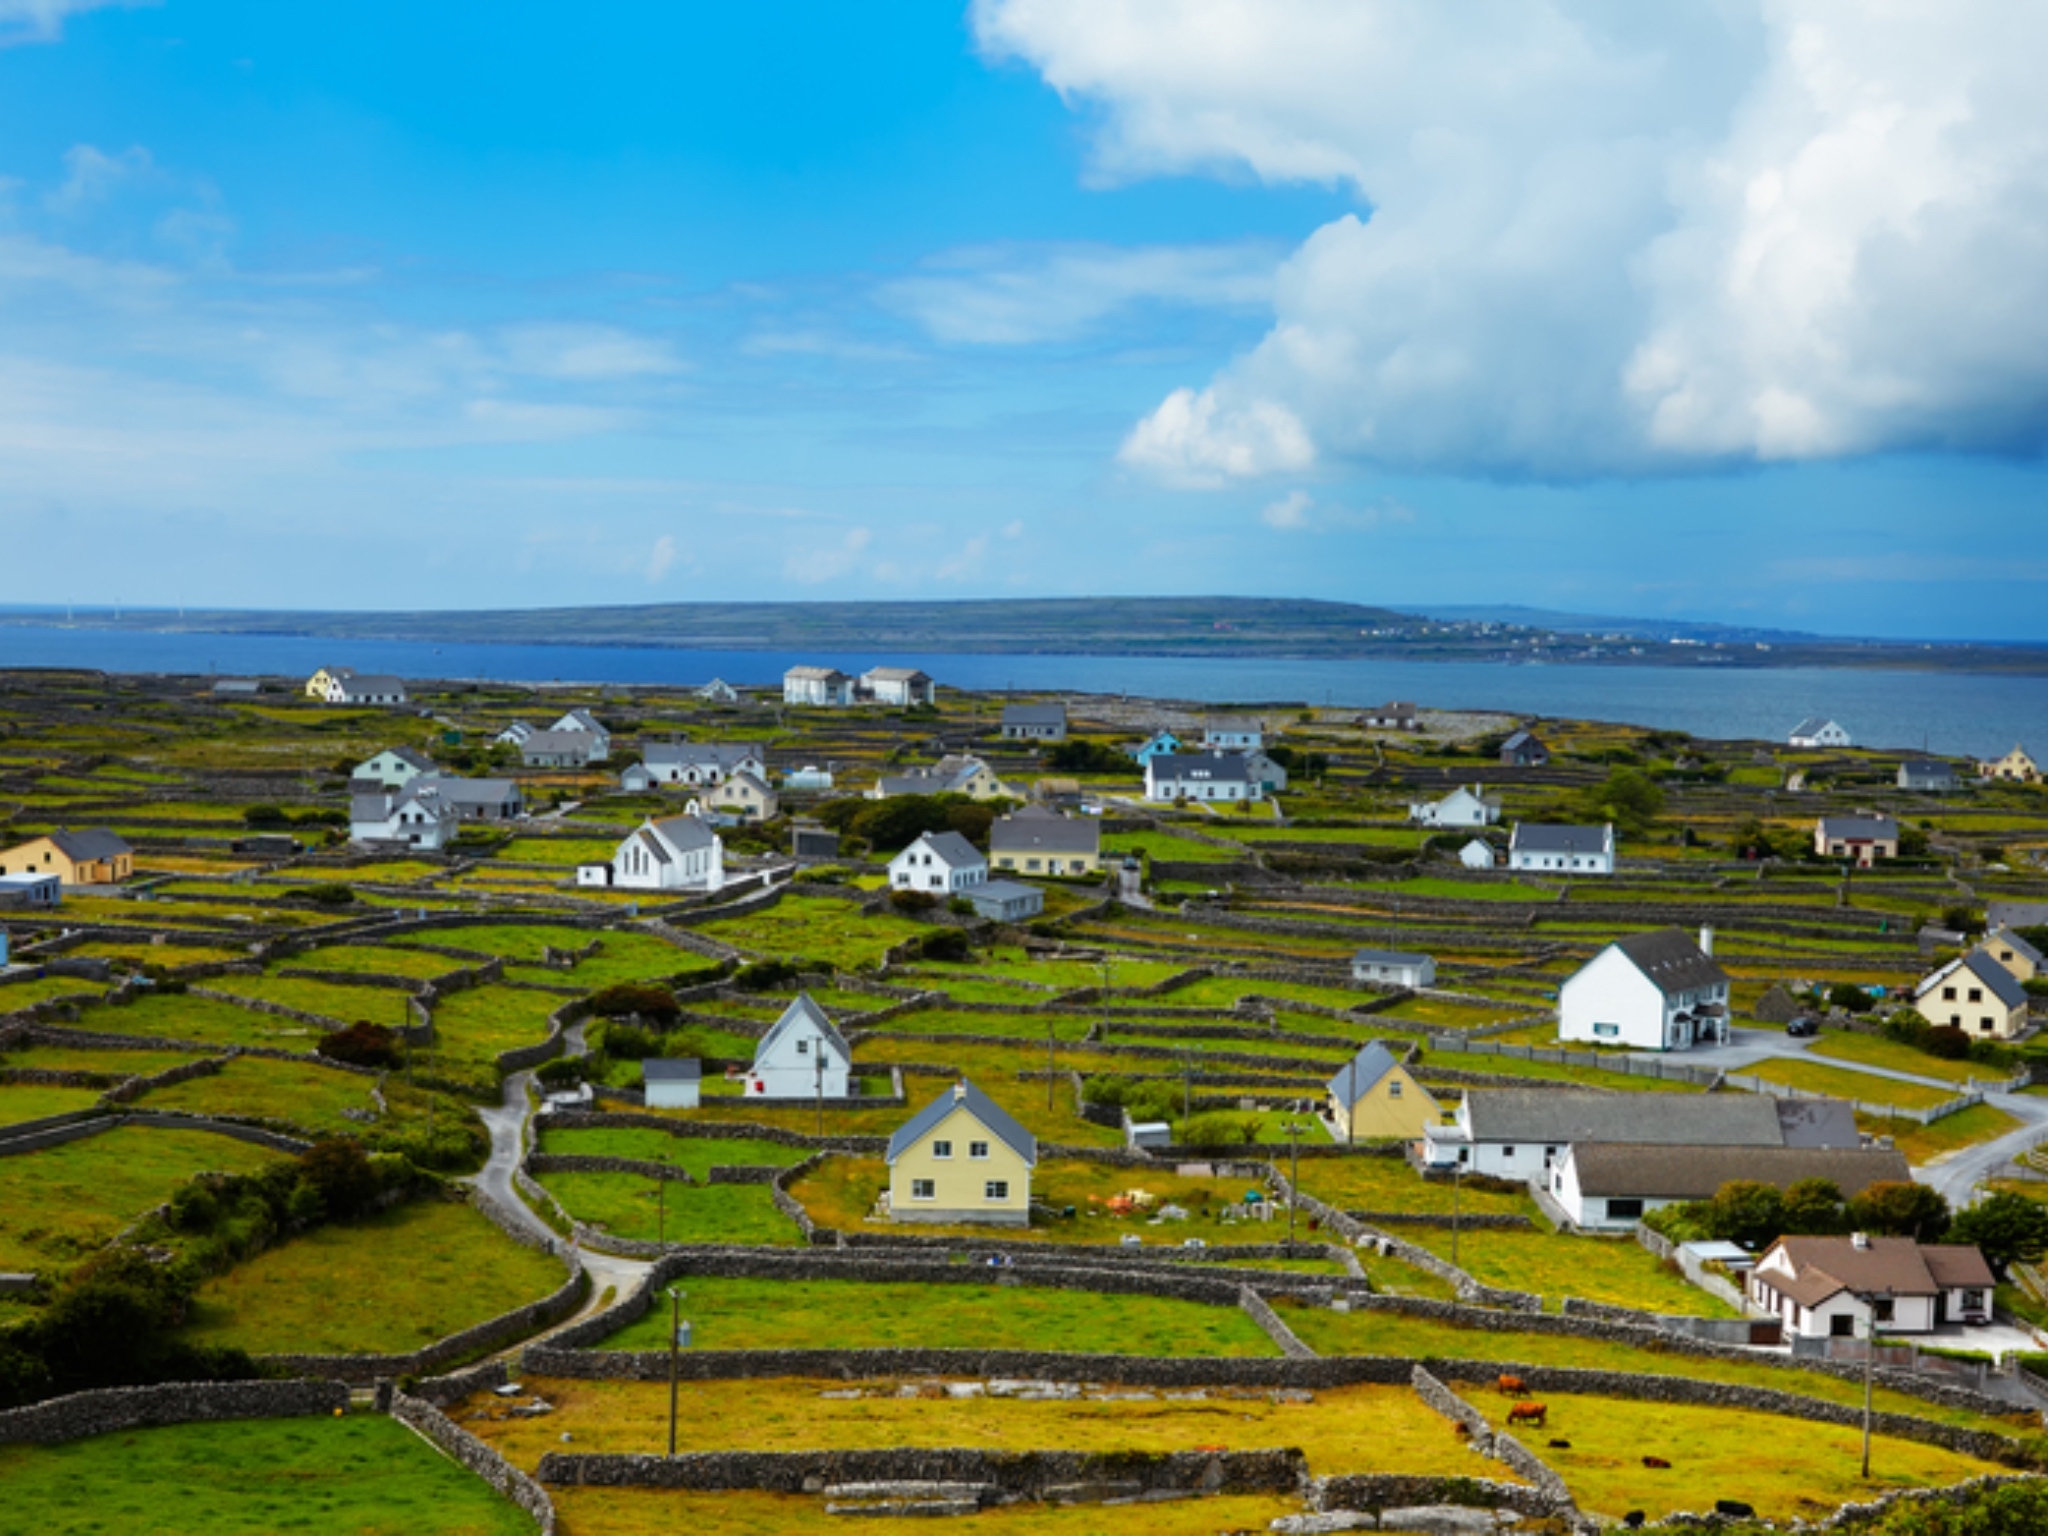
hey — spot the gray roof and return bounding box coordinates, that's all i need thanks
[435,777,521,807]
[1569,1143,1911,1200]
[642,1058,702,1082]
[908,830,985,868]
[1989,901,2048,930]
[1818,814,1897,841]
[336,674,406,696]
[863,667,932,683]
[1500,729,1546,755]
[1150,751,1251,783]
[648,815,718,854]
[1986,926,2046,966]
[522,729,594,757]
[887,1077,1037,1165]
[1609,928,1729,995]
[991,808,1099,856]
[1462,1089,1789,1147]
[1898,758,1957,786]
[45,828,133,862]
[785,665,851,682]
[1511,823,1611,855]
[1003,702,1067,725]
[644,741,760,769]
[1790,717,1839,739]
[1352,948,1431,968]
[755,993,850,1069]
[1774,1098,1861,1149]
[556,708,605,733]
[1326,1041,1402,1103]
[972,878,1042,904]
[373,746,436,770]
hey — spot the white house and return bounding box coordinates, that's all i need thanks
[1409,785,1501,828]
[860,667,938,706]
[1458,839,1497,870]
[1508,822,1614,874]
[1237,749,1290,794]
[354,746,437,789]
[1351,948,1436,988]
[1789,717,1853,749]
[713,769,779,823]
[1361,702,1420,729]
[871,755,1008,801]
[888,831,989,895]
[581,809,723,892]
[521,730,598,769]
[1001,702,1067,741]
[549,708,611,762]
[1145,751,1259,802]
[641,741,767,788]
[1551,1143,1909,1232]
[1421,1088,1840,1179]
[350,781,458,851]
[1202,722,1264,752]
[1559,927,1730,1050]
[642,1058,701,1109]
[746,993,852,1099]
[1897,759,1958,793]
[494,721,535,747]
[1749,1235,1995,1338]
[328,673,408,706]
[696,678,740,703]
[784,666,855,707]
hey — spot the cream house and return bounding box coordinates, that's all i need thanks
[990,806,1100,877]
[1980,745,2041,783]
[306,666,353,700]
[1980,926,2043,984]
[1326,1042,1440,1143]
[1914,950,2030,1039]
[0,828,134,886]
[886,1079,1037,1226]
[712,769,780,823]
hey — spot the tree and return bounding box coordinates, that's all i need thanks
[297,1138,380,1221]
[1847,1181,1951,1243]
[1782,1178,1848,1235]
[317,1020,402,1069]
[1703,1180,1787,1248]
[1827,983,1875,1015]
[1947,1191,2048,1277]
[1580,767,1665,835]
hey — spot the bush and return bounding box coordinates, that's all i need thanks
[1847,1180,1950,1243]
[298,1138,381,1220]
[918,929,972,962]
[284,883,356,907]
[535,1056,588,1087]
[1179,1112,1252,1149]
[1827,983,1875,1014]
[732,958,808,992]
[317,1020,403,1069]
[242,805,289,828]
[600,1022,660,1061]
[587,982,680,1025]
[889,888,938,913]
[1924,1024,1973,1060]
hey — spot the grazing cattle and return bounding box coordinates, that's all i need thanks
[1716,1501,1756,1519]
[1496,1374,1526,1395]
[1547,1439,1572,1449]
[1453,1421,1472,1439]
[1623,1515,1645,1530]
[1642,1456,1671,1469]
[1505,1402,1547,1427]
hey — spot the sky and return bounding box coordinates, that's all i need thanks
[1,1,2046,639]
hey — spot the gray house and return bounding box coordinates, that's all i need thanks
[1499,729,1549,767]
[967,879,1045,923]
[436,777,525,822]
[521,729,598,768]
[1897,759,1959,792]
[643,1058,702,1109]
[1001,702,1068,741]
[1351,948,1436,988]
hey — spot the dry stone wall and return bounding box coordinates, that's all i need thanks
[391,1389,556,1534]
[0,1378,348,1446]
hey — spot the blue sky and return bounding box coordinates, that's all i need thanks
[1,1,2045,639]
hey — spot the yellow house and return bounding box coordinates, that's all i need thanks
[1979,744,2041,783]
[1914,951,2029,1040]
[305,666,353,700]
[887,1079,1037,1226]
[0,828,135,886]
[1980,926,2043,984]
[1326,1041,1441,1143]
[990,806,1101,878]
[712,769,780,824]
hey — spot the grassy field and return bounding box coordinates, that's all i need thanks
[0,1126,284,1273]
[697,897,928,970]
[597,1274,1280,1355]
[1742,1058,1954,1110]
[207,973,415,1026]
[549,1489,1303,1536]
[1865,1103,2023,1164]
[424,984,563,1083]
[1396,1224,1738,1317]
[137,1057,382,1136]
[536,1170,805,1246]
[0,975,112,1010]
[183,1198,567,1355]
[0,1413,533,1535]
[1286,1158,1534,1218]
[535,1126,810,1174]
[0,1082,105,1126]
[1805,1030,1992,1086]
[76,992,329,1049]
[1099,831,1248,862]
[287,943,471,980]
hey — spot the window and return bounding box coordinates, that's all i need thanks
[1968,988,1983,1003]
[795,1039,808,1055]
[985,1180,1009,1200]
[1607,1198,1644,1219]
[1872,1297,1895,1323]
[931,1140,952,1159]
[1387,1081,1402,1098]
[1594,1022,1619,1038]
[969,1141,989,1160]
[911,1179,935,1201]
[1501,1145,1516,1160]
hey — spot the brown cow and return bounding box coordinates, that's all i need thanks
[1642,1456,1672,1469]
[1505,1402,1547,1427]
[1496,1374,1527,1396]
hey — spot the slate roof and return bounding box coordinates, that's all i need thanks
[555,708,605,734]
[644,741,761,769]
[1003,702,1068,726]
[642,1058,702,1082]
[647,814,718,854]
[366,746,435,771]
[905,830,985,869]
[1917,950,2029,1011]
[1510,823,1611,856]
[1984,926,2044,966]
[1326,1041,1402,1104]
[1461,1089,1787,1147]
[435,777,520,808]
[1789,716,1838,740]
[1609,927,1729,995]
[1819,814,1898,841]
[887,1078,1037,1166]
[1774,1098,1861,1149]
[44,828,133,862]
[1898,759,1957,787]
[754,993,851,1069]
[1567,1143,1909,1201]
[1760,1236,1992,1304]
[1149,752,1251,783]
[785,665,851,682]
[991,808,1099,856]
[863,667,932,684]
[1352,948,1432,968]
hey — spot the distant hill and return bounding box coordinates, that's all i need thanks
[1419,604,1822,644]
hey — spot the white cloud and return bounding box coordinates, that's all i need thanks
[498,323,681,381]
[646,534,678,583]
[0,0,139,47]
[1258,489,1413,532]
[783,526,873,585]
[1259,490,1311,530]
[980,0,2048,479]
[885,241,1276,345]
[46,144,154,212]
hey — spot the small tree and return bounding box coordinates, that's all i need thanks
[1826,983,1875,1015]
[1847,1181,1951,1243]
[1948,1191,2048,1276]
[1704,1180,1787,1248]
[1781,1178,1847,1235]
[317,1020,402,1069]
[297,1139,380,1221]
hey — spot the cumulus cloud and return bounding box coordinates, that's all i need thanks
[784,526,873,585]
[498,323,681,381]
[46,144,155,212]
[886,241,1276,345]
[978,0,2048,480]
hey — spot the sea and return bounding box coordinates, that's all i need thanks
[1,623,2043,760]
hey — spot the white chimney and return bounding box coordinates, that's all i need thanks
[1699,925,1715,957]
[1852,1231,1869,1250]
[952,1081,967,1103]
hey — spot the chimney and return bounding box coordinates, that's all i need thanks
[952,1081,968,1103]
[1852,1231,1869,1250]
[1699,925,1715,957]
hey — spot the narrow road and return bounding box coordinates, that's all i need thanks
[465,1069,559,1248]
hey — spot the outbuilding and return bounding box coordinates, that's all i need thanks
[642,1058,702,1109]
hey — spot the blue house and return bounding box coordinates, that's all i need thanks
[1130,730,1183,764]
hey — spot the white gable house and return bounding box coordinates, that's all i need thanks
[1509,823,1614,875]
[889,831,988,895]
[581,809,723,892]
[1789,717,1852,749]
[350,781,459,851]
[1559,927,1731,1050]
[641,741,767,788]
[354,746,437,789]
[1145,752,1259,802]
[1409,785,1500,828]
[746,993,852,1099]
[784,666,855,706]
[549,708,611,762]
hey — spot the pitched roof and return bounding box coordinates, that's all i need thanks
[863,666,932,684]
[642,1058,702,1082]
[1922,1245,1998,1289]
[1818,814,1897,840]
[1985,925,2045,966]
[45,828,133,862]
[785,665,850,683]
[1326,1041,1403,1103]
[903,830,984,868]
[1461,1089,1788,1147]
[434,777,520,807]
[1567,1143,1909,1200]
[1917,950,2029,1011]
[754,993,852,1070]
[647,814,717,854]
[1790,716,1838,738]
[1149,751,1251,783]
[887,1078,1037,1165]
[1898,758,1957,784]
[1352,947,1431,968]
[370,746,436,770]
[554,708,605,733]
[1774,1098,1861,1149]
[644,741,761,768]
[521,729,594,756]
[1510,822,1612,856]
[1500,729,1545,753]
[1761,1235,1990,1303]
[1608,927,1729,995]
[335,673,406,696]
[991,810,1100,856]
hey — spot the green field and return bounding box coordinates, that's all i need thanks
[136,1057,382,1136]
[536,1170,805,1246]
[535,1126,810,1174]
[0,1414,533,1536]
[1396,1223,1738,1316]
[697,896,928,970]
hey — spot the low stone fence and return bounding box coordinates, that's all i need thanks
[535,1445,1306,1499]
[1240,1285,1316,1358]
[0,1108,311,1159]
[1409,1364,1574,1512]
[188,984,353,1032]
[540,1109,889,1156]
[392,1388,556,1534]
[1308,1472,1565,1522]
[100,1052,229,1105]
[528,1153,692,1183]
[0,1378,349,1446]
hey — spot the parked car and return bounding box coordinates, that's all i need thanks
[1785,1016,1820,1038]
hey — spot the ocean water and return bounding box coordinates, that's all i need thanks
[1,623,2043,760]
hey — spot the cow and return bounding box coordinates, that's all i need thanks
[1505,1402,1547,1427]
[1642,1456,1672,1469]
[1716,1501,1757,1519]
[1547,1439,1572,1450]
[1623,1514,1646,1530]
[1496,1374,1527,1396]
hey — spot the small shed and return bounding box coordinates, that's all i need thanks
[643,1058,703,1109]
[1129,1121,1172,1151]
[792,822,842,862]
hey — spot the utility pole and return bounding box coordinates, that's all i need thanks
[1451,1162,1463,1270]
[1285,1116,1304,1245]
[1861,1287,1890,1479]
[667,1287,686,1458]
[815,1051,824,1139]
[1046,1020,1056,1112]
